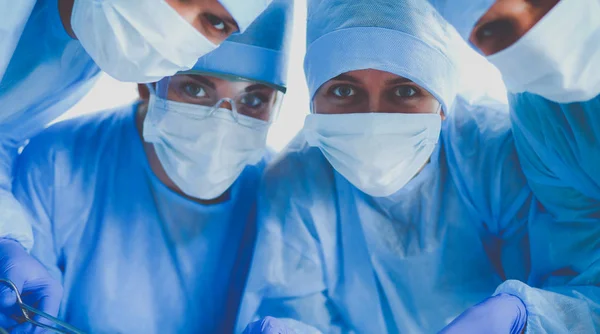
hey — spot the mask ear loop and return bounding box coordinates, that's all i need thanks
[145,79,172,124]
[436,101,444,117]
[145,83,156,96]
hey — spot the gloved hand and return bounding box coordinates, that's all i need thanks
[0,238,62,333]
[243,316,297,334]
[439,293,527,334]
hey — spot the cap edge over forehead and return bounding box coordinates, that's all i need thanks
[304,27,458,113]
[185,41,289,91]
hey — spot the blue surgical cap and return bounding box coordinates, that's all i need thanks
[428,0,495,42]
[218,0,274,33]
[185,0,293,92]
[305,0,459,113]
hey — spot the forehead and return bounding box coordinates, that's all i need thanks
[331,69,410,83]
[174,73,254,85]
[326,69,414,86]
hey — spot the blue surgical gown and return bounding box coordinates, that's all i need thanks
[13,102,264,334]
[0,0,100,250]
[509,93,600,330]
[238,96,600,333]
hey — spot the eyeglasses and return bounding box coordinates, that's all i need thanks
[0,279,86,334]
[155,73,285,124]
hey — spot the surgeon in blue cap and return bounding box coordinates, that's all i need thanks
[9,0,293,332]
[446,0,600,289]
[431,3,600,331]
[0,0,274,326]
[237,0,600,333]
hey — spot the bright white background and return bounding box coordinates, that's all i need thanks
[55,0,506,152]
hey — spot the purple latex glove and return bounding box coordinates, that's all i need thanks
[439,293,527,334]
[243,317,296,334]
[0,239,62,333]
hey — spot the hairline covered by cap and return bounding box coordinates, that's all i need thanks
[304,0,460,114]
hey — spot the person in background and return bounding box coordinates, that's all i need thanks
[430,3,600,331]
[238,0,600,333]
[468,6,600,310]
[7,0,293,332]
[432,0,597,104]
[0,0,272,328]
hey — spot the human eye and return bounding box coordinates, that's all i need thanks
[182,83,207,98]
[394,85,419,98]
[204,13,230,33]
[240,93,268,108]
[471,19,518,54]
[330,85,357,98]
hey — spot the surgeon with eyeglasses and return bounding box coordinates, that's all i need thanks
[0,0,274,328]
[6,0,292,332]
[430,1,600,332]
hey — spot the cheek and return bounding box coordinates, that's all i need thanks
[382,95,440,114]
[311,94,341,114]
[421,96,442,114]
[166,88,185,103]
[311,95,325,113]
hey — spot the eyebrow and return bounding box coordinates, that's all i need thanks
[244,83,273,92]
[187,75,216,90]
[330,74,361,83]
[330,74,413,86]
[385,77,413,85]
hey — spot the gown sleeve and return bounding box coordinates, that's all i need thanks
[496,92,600,333]
[11,129,62,282]
[0,135,34,250]
[0,2,37,247]
[0,0,36,81]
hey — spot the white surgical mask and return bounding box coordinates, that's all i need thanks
[143,95,269,200]
[303,113,442,197]
[487,0,600,103]
[71,0,217,83]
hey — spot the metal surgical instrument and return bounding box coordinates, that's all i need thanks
[0,279,86,334]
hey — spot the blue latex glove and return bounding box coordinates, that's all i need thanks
[0,239,62,333]
[243,317,296,334]
[439,293,527,334]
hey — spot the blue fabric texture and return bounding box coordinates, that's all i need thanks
[188,0,294,91]
[0,0,36,81]
[237,96,535,333]
[13,103,266,333]
[304,0,458,113]
[0,0,100,249]
[427,0,495,42]
[507,93,600,332]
